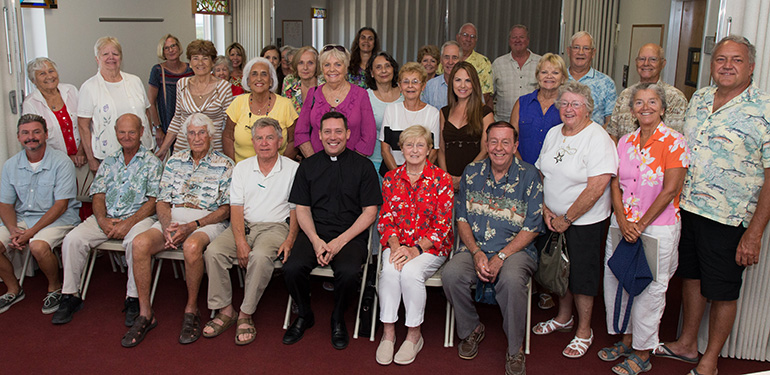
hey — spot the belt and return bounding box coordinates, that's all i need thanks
[173,203,203,210]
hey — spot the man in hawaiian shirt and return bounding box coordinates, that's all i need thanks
[442,121,544,375]
[53,114,162,325]
[655,35,770,375]
[122,113,233,348]
[567,31,617,126]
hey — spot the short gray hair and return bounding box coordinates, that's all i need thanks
[213,55,232,73]
[457,22,477,35]
[557,81,594,114]
[181,113,216,137]
[241,57,279,93]
[26,57,57,85]
[319,45,351,73]
[94,36,122,57]
[251,117,283,139]
[628,82,668,121]
[714,34,756,65]
[440,40,461,56]
[510,24,529,38]
[569,31,594,49]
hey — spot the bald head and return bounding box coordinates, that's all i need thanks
[636,43,666,83]
[115,113,144,153]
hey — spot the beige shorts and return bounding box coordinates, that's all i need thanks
[150,207,228,242]
[0,221,75,251]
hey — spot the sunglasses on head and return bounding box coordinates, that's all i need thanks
[322,45,346,53]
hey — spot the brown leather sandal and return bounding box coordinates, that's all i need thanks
[179,312,201,344]
[235,317,256,346]
[121,313,158,348]
[203,312,236,338]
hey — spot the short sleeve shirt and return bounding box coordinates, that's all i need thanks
[617,123,689,225]
[492,51,541,122]
[569,68,617,125]
[157,149,234,211]
[378,162,454,256]
[422,75,449,110]
[380,102,441,166]
[466,51,494,95]
[456,158,544,262]
[225,94,298,163]
[0,148,80,228]
[230,155,299,223]
[536,122,618,225]
[289,148,382,241]
[607,80,688,138]
[680,84,770,227]
[90,146,163,219]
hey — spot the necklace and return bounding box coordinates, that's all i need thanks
[250,93,272,116]
[191,77,214,99]
[406,169,421,176]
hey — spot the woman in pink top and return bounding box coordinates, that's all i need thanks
[599,83,688,375]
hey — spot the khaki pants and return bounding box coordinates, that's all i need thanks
[60,215,154,297]
[204,221,288,315]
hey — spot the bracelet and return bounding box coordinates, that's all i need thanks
[470,248,480,256]
[562,214,573,225]
[195,220,201,228]
[415,244,424,254]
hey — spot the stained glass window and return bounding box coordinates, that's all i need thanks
[194,0,229,15]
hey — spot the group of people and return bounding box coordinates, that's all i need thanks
[0,21,766,375]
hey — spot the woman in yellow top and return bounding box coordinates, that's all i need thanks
[223,56,299,163]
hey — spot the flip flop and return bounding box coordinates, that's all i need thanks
[654,343,698,364]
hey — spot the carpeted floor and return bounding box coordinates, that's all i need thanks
[1,255,769,374]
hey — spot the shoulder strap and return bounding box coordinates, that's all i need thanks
[160,64,168,103]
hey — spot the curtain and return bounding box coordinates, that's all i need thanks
[561,0,619,76]
[231,0,271,62]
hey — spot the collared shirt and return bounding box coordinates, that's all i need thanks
[0,147,80,228]
[422,75,449,110]
[467,50,494,95]
[516,90,561,165]
[157,149,234,212]
[289,148,382,241]
[456,158,544,262]
[680,83,770,227]
[569,68,617,125]
[617,123,689,225]
[492,50,541,122]
[231,155,299,223]
[607,80,688,138]
[89,145,163,219]
[378,162,454,256]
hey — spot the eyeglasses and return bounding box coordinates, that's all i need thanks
[635,57,660,64]
[163,43,178,51]
[400,78,422,86]
[322,45,346,53]
[459,32,477,39]
[557,100,585,109]
[569,46,593,52]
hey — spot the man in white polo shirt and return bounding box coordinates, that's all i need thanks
[202,117,300,345]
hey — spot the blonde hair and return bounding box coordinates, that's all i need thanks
[156,34,181,60]
[535,53,568,88]
[94,36,122,57]
[398,62,427,84]
[398,125,433,149]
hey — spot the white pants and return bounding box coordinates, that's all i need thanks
[603,216,680,350]
[61,215,154,297]
[378,248,445,327]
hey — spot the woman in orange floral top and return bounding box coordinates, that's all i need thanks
[376,125,454,366]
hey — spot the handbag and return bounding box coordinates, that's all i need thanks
[534,232,570,297]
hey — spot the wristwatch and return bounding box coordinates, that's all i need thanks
[497,252,508,261]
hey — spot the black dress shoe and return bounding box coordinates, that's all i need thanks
[283,314,315,345]
[51,295,83,325]
[331,320,348,350]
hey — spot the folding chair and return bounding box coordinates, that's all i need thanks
[283,225,376,342]
[80,239,125,300]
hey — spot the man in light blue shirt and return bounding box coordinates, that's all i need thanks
[423,41,461,110]
[567,31,617,126]
[0,114,80,315]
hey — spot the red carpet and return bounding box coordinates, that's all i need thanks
[2,256,769,374]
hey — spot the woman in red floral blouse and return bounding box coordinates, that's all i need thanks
[376,125,454,366]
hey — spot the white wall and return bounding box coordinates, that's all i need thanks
[41,0,196,90]
[612,0,673,88]
[274,0,326,48]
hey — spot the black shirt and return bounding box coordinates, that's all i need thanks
[289,148,382,242]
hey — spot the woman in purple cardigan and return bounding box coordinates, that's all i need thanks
[294,44,376,157]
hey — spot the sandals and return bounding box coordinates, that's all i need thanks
[235,317,256,346]
[203,312,236,338]
[612,353,652,375]
[179,312,201,344]
[538,293,556,310]
[563,330,593,358]
[598,341,633,361]
[532,315,574,335]
[653,343,699,364]
[121,313,158,348]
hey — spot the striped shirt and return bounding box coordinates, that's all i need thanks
[166,77,234,152]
